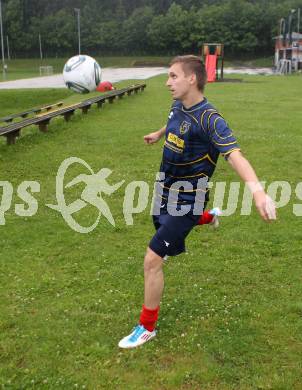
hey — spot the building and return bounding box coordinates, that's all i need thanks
[274,10,302,73]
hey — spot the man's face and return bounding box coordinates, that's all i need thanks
[166,63,194,101]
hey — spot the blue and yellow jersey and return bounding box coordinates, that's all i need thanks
[160,98,240,203]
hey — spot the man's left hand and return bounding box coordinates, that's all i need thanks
[253,191,277,222]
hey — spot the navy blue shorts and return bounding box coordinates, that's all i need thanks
[149,203,201,258]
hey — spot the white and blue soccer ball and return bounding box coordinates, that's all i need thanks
[63,55,102,94]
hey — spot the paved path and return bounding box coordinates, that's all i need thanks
[0,67,168,89]
[223,67,274,75]
[0,66,274,90]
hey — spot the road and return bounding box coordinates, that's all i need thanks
[0,66,274,90]
[0,67,168,89]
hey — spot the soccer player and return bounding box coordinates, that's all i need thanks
[118,55,276,349]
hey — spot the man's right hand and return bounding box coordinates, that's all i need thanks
[144,126,166,145]
[144,130,163,145]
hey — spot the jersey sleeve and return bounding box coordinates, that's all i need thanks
[201,109,241,159]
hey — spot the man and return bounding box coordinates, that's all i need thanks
[118,55,276,349]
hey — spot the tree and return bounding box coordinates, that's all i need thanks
[2,0,301,57]
[147,3,193,53]
[122,6,154,53]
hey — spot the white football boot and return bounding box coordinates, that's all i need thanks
[209,207,222,228]
[118,325,156,349]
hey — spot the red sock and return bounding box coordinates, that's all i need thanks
[197,210,214,225]
[139,304,159,332]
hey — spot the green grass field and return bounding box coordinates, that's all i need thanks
[0,72,302,389]
[0,56,274,82]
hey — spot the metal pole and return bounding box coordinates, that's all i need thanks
[39,33,43,60]
[0,0,6,79]
[280,18,285,36]
[298,8,300,35]
[6,35,10,59]
[74,8,81,54]
[288,9,296,44]
[78,11,80,55]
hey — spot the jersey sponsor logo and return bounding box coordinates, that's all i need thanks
[167,132,185,149]
[179,121,191,135]
[164,141,183,154]
[168,111,174,119]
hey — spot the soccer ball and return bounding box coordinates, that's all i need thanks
[63,55,102,94]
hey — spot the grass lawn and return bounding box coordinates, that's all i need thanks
[0,73,301,389]
[0,56,274,82]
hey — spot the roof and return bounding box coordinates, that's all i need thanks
[274,32,302,40]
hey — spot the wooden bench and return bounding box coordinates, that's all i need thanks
[0,84,146,145]
[0,102,64,123]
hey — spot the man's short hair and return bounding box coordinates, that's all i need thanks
[170,55,207,92]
